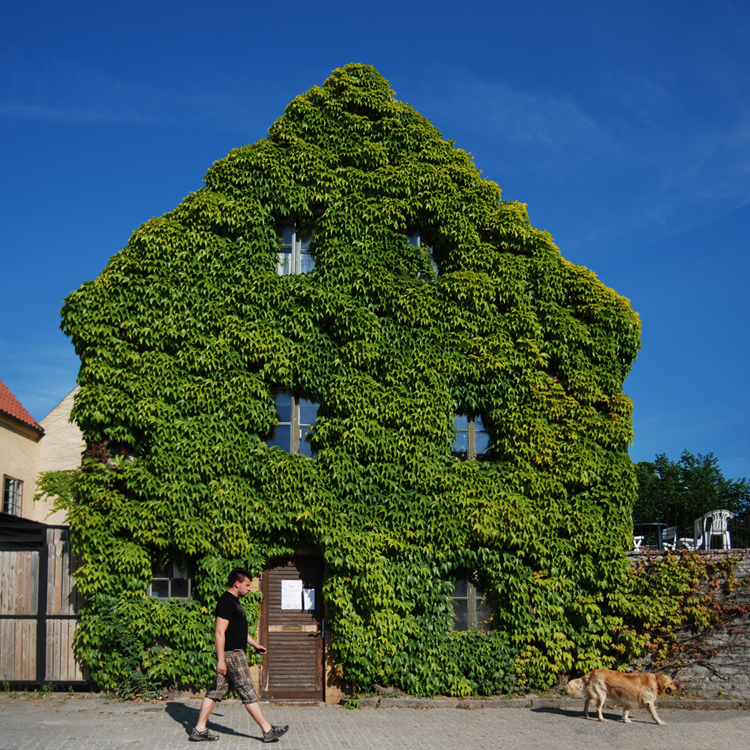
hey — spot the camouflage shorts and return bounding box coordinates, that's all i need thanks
[205,650,258,704]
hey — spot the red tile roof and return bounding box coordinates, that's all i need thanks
[0,378,44,435]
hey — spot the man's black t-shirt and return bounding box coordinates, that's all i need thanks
[214,591,248,652]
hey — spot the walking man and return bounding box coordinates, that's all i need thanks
[191,568,288,742]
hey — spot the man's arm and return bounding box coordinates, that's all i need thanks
[248,633,267,654]
[215,617,229,674]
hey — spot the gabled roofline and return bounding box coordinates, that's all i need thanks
[0,377,44,439]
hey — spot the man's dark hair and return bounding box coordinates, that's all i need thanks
[228,567,252,587]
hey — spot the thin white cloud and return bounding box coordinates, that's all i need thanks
[0,336,80,422]
[0,56,262,133]
[658,120,750,198]
[410,67,750,247]
[0,101,163,125]
[412,71,616,163]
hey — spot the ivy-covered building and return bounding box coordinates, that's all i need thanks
[49,64,642,699]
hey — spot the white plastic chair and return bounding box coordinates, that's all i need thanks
[693,516,706,549]
[705,509,734,549]
[694,510,734,550]
[663,526,696,550]
[663,527,677,550]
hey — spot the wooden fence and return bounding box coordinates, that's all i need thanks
[0,520,87,684]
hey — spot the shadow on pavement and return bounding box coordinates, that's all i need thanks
[164,702,264,742]
[531,707,583,719]
[531,706,657,724]
[165,702,201,737]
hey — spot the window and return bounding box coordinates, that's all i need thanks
[409,232,438,276]
[148,555,191,599]
[267,392,319,457]
[277,227,314,275]
[451,572,494,632]
[452,414,490,460]
[3,476,22,516]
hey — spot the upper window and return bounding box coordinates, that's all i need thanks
[267,392,319,457]
[148,554,192,599]
[409,233,438,276]
[452,414,490,460]
[278,227,315,275]
[3,476,22,516]
[451,572,494,632]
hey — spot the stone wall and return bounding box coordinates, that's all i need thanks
[629,549,750,698]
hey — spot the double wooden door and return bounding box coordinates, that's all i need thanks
[260,556,324,700]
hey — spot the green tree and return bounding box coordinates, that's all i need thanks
[45,64,643,695]
[634,451,750,545]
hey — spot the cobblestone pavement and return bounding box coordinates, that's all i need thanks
[1,695,749,750]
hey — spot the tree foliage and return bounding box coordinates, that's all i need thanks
[634,451,750,546]
[48,64,644,694]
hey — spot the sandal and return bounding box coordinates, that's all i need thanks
[190,728,219,741]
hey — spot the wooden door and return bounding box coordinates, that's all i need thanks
[260,556,324,700]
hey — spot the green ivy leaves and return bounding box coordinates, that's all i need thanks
[56,63,643,695]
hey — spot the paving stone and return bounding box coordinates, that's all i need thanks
[1,694,749,750]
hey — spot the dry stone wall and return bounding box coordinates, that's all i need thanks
[630,549,750,698]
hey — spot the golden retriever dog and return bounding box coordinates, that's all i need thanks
[567,669,676,725]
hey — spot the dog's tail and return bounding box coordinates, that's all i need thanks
[566,677,586,697]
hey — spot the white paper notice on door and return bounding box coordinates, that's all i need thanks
[302,588,315,611]
[281,579,303,610]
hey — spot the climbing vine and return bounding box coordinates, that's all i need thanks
[42,63,646,695]
[618,551,744,672]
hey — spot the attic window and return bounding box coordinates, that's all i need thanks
[267,391,319,457]
[409,233,438,276]
[278,227,315,275]
[451,572,494,632]
[452,414,490,460]
[149,556,192,599]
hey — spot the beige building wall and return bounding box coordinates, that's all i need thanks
[31,387,85,525]
[0,414,41,520]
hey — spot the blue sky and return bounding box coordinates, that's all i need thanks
[2,1,748,479]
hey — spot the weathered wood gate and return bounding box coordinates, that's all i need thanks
[0,515,87,685]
